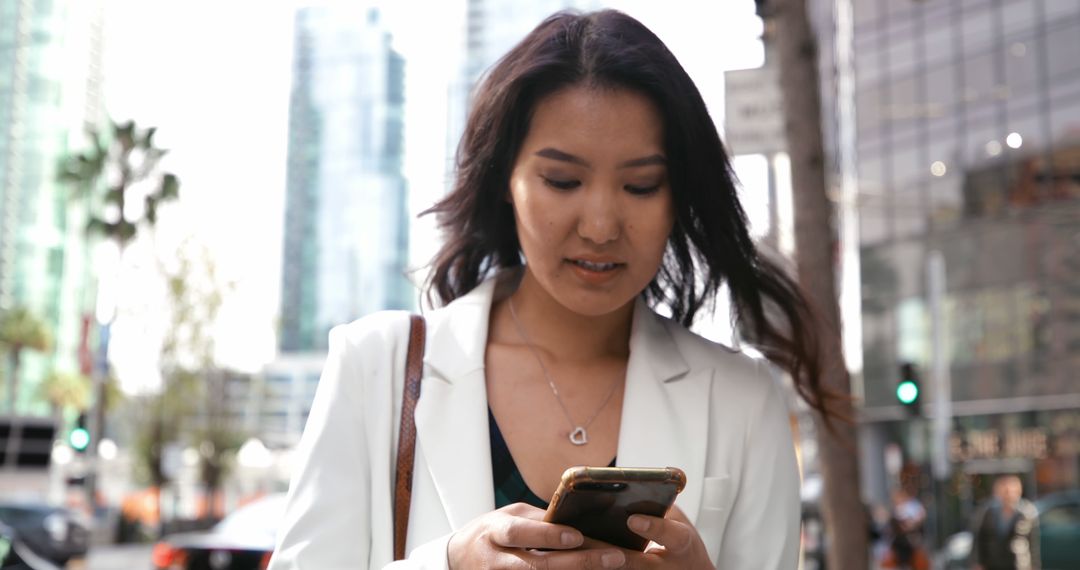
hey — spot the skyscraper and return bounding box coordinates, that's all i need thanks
[0,0,105,413]
[279,5,410,353]
[464,0,599,88]
[445,0,600,187]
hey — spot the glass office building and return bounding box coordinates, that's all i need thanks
[445,0,601,186]
[0,0,104,412]
[279,6,410,353]
[839,0,1080,533]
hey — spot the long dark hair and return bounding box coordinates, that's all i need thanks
[424,9,842,420]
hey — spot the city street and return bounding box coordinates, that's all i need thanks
[82,544,153,570]
[1,1,1077,569]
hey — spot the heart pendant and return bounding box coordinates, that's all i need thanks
[569,427,588,446]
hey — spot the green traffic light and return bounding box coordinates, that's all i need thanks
[896,380,919,405]
[69,428,90,451]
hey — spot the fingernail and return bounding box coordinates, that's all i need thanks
[561,531,580,546]
[602,551,625,568]
[628,515,650,532]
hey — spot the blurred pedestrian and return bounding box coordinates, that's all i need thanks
[881,488,929,570]
[970,475,1040,570]
[870,502,892,565]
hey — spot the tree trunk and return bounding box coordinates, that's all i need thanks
[7,347,21,413]
[150,413,168,538]
[202,462,223,523]
[772,0,870,568]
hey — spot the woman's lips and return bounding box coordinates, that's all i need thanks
[566,258,624,285]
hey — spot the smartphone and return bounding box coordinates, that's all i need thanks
[543,466,686,551]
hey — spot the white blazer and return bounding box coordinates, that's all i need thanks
[269,274,801,569]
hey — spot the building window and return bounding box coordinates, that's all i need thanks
[923,20,954,68]
[854,0,882,27]
[1043,0,1080,22]
[1002,0,1037,37]
[857,86,884,136]
[1045,20,1080,81]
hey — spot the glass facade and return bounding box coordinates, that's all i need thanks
[463,0,598,88]
[251,355,325,448]
[853,0,1080,410]
[0,0,102,413]
[843,0,1080,538]
[279,6,411,352]
[447,0,599,189]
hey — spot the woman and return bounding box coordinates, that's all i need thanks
[270,9,838,569]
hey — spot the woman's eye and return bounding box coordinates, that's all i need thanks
[625,183,661,195]
[541,176,581,190]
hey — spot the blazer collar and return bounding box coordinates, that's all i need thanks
[421,274,499,383]
[423,271,691,385]
[415,271,707,528]
[627,296,691,384]
[412,272,507,529]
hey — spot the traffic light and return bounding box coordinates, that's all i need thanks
[896,362,922,416]
[69,413,90,453]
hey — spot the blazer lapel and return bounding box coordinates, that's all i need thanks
[616,299,710,524]
[413,278,712,528]
[413,278,498,529]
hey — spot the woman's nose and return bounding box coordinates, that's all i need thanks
[576,187,621,245]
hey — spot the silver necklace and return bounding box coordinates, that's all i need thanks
[507,297,621,446]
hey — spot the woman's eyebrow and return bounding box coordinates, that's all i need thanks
[618,154,667,169]
[535,147,589,166]
[534,147,667,169]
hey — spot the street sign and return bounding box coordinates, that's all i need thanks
[724,64,787,155]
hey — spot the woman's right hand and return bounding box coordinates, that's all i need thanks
[447,503,627,569]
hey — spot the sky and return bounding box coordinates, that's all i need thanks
[100,0,768,390]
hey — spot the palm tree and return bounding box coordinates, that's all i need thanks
[0,306,53,413]
[57,118,180,504]
[57,120,180,249]
[37,370,92,419]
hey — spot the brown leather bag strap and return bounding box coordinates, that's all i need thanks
[394,314,426,561]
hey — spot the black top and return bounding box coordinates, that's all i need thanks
[489,408,615,510]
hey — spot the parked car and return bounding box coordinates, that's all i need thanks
[0,501,89,567]
[944,489,1080,570]
[1036,490,1080,569]
[152,494,286,570]
[0,519,67,570]
[0,521,25,568]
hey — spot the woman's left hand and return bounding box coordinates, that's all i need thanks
[618,506,715,569]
